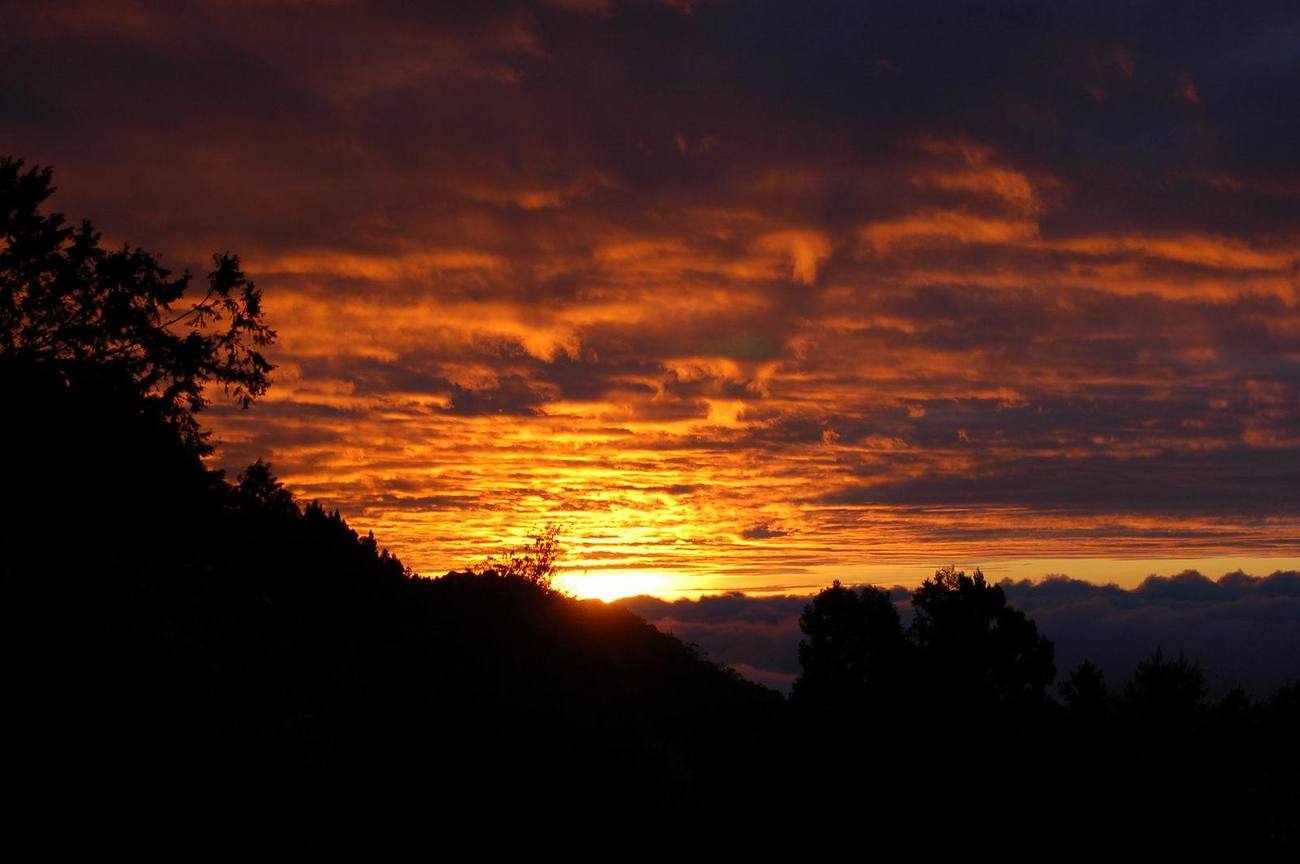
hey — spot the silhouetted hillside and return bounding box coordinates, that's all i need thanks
[4,360,785,846]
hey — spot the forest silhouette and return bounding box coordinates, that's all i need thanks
[3,156,1296,849]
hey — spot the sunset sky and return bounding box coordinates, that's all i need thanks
[3,1,1297,597]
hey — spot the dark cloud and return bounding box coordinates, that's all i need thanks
[618,592,808,687]
[1004,569,1300,694]
[816,447,1300,516]
[740,523,789,540]
[622,571,1300,695]
[654,483,704,496]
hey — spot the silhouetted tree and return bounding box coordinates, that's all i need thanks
[792,580,905,715]
[909,566,1055,713]
[1061,659,1111,725]
[237,459,300,518]
[0,155,275,451]
[473,523,566,591]
[1123,647,1205,730]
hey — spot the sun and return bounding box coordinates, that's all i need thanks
[556,569,668,602]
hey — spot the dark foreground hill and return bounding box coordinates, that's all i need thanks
[5,360,787,846]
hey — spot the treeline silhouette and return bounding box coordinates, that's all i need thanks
[792,578,1298,850]
[4,156,1296,849]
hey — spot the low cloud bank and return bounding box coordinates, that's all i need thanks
[618,593,808,692]
[618,570,1300,695]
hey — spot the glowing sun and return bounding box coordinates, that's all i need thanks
[556,570,668,602]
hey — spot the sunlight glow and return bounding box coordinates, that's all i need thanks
[556,569,670,602]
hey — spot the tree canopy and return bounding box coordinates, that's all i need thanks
[471,523,567,591]
[793,580,904,713]
[910,566,1056,709]
[792,567,1056,718]
[0,155,275,451]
